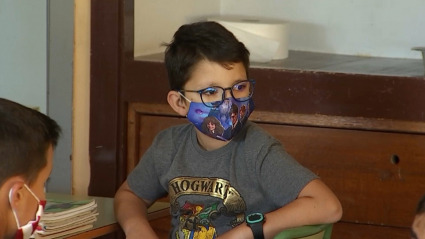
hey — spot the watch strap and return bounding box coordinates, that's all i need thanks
[249,222,264,239]
[247,213,265,239]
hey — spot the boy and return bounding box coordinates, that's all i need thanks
[0,98,61,239]
[412,194,425,239]
[114,21,342,239]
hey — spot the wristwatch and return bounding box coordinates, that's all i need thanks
[246,212,265,239]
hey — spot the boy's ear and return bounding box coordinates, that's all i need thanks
[7,181,26,210]
[167,91,188,117]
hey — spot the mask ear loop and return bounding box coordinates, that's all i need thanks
[9,187,22,228]
[8,184,41,229]
[178,92,191,117]
[23,184,41,203]
[178,92,191,103]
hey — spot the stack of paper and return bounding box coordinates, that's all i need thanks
[34,198,98,239]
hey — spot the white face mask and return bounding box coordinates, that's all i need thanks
[9,184,46,239]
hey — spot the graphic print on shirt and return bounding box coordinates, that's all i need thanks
[169,177,246,239]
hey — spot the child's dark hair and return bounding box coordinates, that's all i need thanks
[163,21,250,91]
[0,98,61,186]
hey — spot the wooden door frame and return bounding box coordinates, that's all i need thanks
[89,0,123,197]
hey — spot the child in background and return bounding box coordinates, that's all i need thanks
[0,98,61,239]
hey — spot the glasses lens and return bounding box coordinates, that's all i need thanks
[232,81,253,101]
[200,87,224,105]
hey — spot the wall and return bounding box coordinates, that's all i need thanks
[0,0,75,193]
[72,0,91,196]
[0,0,47,113]
[220,0,424,59]
[134,0,221,56]
[46,0,74,194]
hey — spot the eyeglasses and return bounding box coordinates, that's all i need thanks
[178,80,255,108]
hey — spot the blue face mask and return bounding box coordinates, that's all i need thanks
[180,95,254,141]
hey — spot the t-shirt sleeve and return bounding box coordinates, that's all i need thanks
[127,132,171,202]
[256,141,319,207]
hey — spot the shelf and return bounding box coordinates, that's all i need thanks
[135,51,425,78]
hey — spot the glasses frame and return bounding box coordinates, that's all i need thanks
[178,79,256,108]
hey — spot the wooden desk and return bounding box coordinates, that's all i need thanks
[44,193,170,239]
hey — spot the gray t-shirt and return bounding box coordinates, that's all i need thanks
[127,121,318,238]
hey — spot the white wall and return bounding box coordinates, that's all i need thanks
[220,0,424,59]
[134,0,221,56]
[0,0,47,113]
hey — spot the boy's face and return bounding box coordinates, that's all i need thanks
[413,213,425,239]
[182,60,247,106]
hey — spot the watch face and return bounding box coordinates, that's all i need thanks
[247,213,264,223]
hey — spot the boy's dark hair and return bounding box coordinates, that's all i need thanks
[0,98,61,187]
[163,21,250,91]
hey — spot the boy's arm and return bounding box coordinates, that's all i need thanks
[218,179,342,239]
[114,180,159,239]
